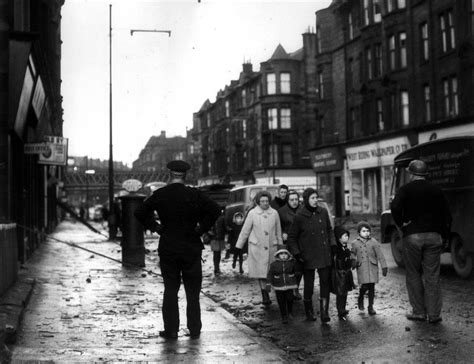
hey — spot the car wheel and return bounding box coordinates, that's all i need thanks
[450,235,473,279]
[390,228,404,267]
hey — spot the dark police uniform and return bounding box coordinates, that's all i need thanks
[134,160,220,338]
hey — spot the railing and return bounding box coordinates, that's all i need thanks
[0,223,18,296]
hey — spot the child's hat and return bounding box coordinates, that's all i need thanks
[334,226,349,241]
[274,248,292,258]
[357,221,372,233]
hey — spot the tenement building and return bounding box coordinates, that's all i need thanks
[192,0,473,219]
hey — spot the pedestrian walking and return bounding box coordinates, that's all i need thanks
[270,184,289,210]
[228,211,246,274]
[278,190,303,300]
[390,159,452,324]
[134,160,221,340]
[287,188,335,323]
[267,248,298,324]
[209,208,226,275]
[333,226,355,320]
[351,221,387,315]
[235,190,283,306]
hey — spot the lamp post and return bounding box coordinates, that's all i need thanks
[108,4,171,239]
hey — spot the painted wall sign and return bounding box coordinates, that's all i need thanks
[345,136,410,170]
[38,136,69,165]
[310,147,342,172]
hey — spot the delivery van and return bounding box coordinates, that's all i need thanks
[381,136,474,278]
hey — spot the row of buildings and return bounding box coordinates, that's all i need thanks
[183,0,474,219]
[0,0,65,294]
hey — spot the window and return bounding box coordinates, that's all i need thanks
[282,144,292,165]
[269,144,278,166]
[386,0,405,12]
[366,47,373,79]
[400,32,407,68]
[420,22,429,61]
[364,0,370,25]
[387,0,393,12]
[443,76,459,117]
[423,85,431,122]
[348,12,354,40]
[268,108,278,129]
[374,44,383,77]
[400,90,409,126]
[316,26,322,53]
[373,0,381,22]
[281,108,291,129]
[241,89,246,107]
[225,100,230,117]
[376,99,384,131]
[207,113,210,127]
[280,72,290,93]
[440,10,455,52]
[242,119,247,138]
[266,73,276,94]
[397,0,406,8]
[388,35,396,70]
[318,71,324,99]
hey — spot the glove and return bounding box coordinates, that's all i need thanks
[234,247,242,254]
[265,283,272,293]
[382,267,388,277]
[294,254,304,264]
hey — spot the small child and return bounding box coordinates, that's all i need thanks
[209,208,226,275]
[227,212,246,274]
[333,226,356,320]
[351,221,388,315]
[267,248,298,324]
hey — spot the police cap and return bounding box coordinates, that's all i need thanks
[406,159,428,176]
[167,160,191,173]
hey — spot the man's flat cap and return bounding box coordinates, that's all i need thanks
[167,160,190,173]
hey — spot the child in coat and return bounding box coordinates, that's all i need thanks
[333,226,356,320]
[267,248,298,324]
[351,221,388,315]
[209,208,226,275]
[227,212,246,274]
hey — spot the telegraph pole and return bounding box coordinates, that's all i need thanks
[108,4,115,239]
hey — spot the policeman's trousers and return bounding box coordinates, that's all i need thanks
[159,253,202,334]
[403,232,442,318]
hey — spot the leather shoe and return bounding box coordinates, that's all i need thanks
[186,331,200,339]
[406,313,427,321]
[428,316,442,324]
[159,330,178,339]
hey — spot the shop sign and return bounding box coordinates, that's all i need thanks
[32,76,45,119]
[418,124,474,144]
[122,179,143,192]
[38,136,69,165]
[346,136,410,170]
[310,147,342,172]
[24,143,49,154]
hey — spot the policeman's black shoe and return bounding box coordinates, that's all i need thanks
[428,316,442,324]
[406,313,427,321]
[368,306,377,315]
[189,331,201,339]
[159,330,178,340]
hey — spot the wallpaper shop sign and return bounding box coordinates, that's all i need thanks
[346,136,410,170]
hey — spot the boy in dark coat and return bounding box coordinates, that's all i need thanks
[333,226,355,320]
[227,212,246,274]
[267,248,298,324]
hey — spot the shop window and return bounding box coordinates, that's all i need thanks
[363,168,381,214]
[351,170,363,213]
[266,73,276,95]
[280,73,291,93]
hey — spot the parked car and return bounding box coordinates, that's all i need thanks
[197,183,234,208]
[381,136,474,278]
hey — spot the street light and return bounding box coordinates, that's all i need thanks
[108,4,171,239]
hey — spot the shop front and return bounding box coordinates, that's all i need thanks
[345,136,411,216]
[309,146,344,218]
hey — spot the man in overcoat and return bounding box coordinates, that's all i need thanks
[391,159,452,324]
[134,160,220,339]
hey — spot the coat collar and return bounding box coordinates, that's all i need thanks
[299,205,323,217]
[254,205,275,215]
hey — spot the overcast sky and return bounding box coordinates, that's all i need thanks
[61,0,332,166]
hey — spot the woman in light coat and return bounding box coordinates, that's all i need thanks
[235,190,283,305]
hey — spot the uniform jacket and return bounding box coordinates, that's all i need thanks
[351,236,387,284]
[267,255,298,291]
[391,179,452,238]
[287,205,335,270]
[235,206,283,278]
[278,204,300,238]
[134,183,221,256]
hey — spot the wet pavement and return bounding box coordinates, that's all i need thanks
[7,221,284,362]
[5,220,474,362]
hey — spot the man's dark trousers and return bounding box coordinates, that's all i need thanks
[159,252,202,334]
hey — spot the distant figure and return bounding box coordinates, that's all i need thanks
[134,160,220,340]
[270,184,289,210]
[333,226,355,320]
[391,159,452,324]
[351,221,387,316]
[227,212,246,274]
[209,208,226,275]
[267,248,298,324]
[79,205,86,220]
[235,191,283,306]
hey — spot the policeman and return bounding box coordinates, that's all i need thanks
[134,160,220,339]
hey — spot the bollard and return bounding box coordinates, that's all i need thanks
[119,193,146,267]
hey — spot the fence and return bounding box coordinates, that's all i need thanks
[0,224,18,296]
